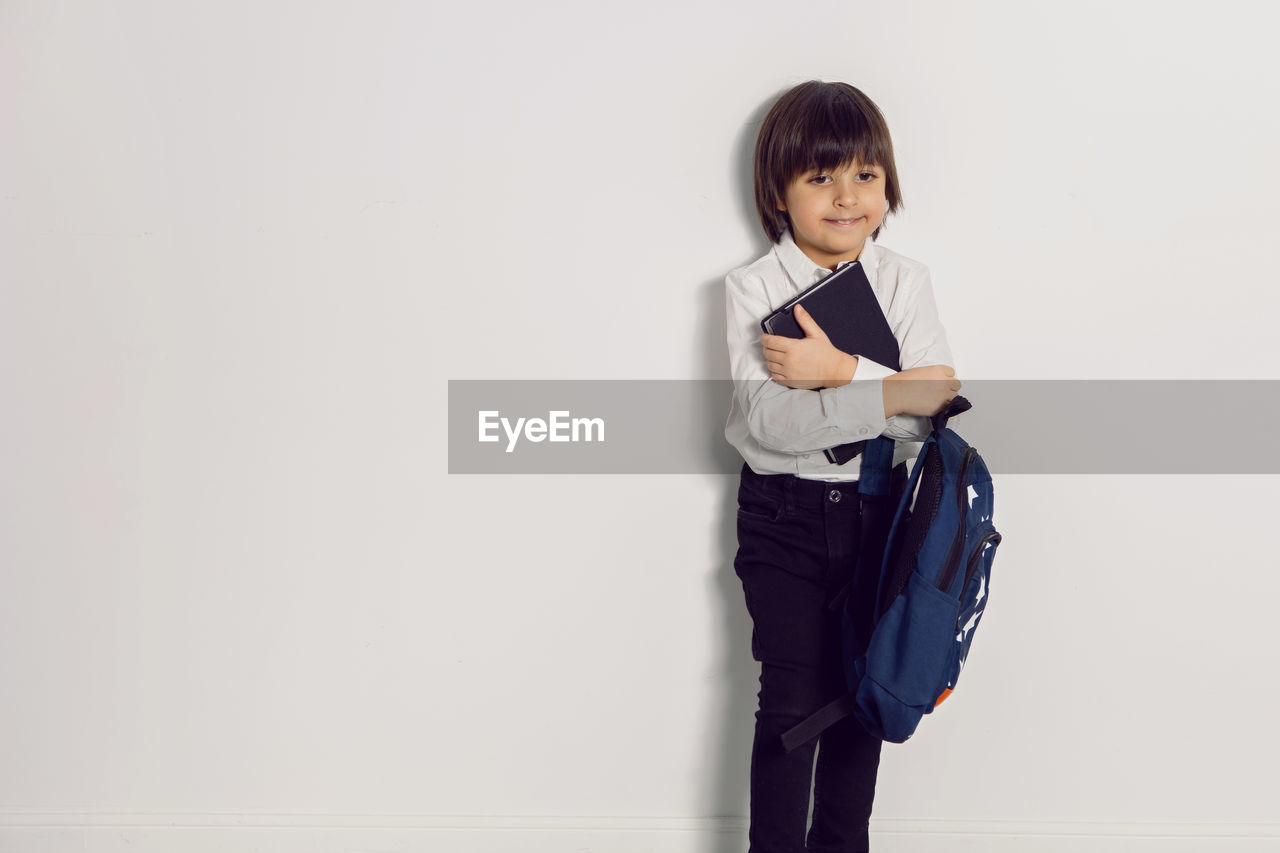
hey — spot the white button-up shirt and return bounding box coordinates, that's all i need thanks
[724,229,956,481]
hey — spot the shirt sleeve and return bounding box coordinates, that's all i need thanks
[725,267,889,455]
[873,264,956,443]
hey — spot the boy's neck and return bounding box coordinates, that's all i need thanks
[800,242,864,272]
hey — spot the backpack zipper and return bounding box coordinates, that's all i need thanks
[954,527,1002,645]
[936,445,978,593]
[961,528,1001,596]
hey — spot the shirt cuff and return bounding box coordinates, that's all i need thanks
[883,413,933,442]
[849,355,896,381]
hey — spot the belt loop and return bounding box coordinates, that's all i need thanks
[782,475,796,513]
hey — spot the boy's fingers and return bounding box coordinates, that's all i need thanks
[793,305,825,338]
[761,333,791,350]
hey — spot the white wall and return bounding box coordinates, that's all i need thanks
[3,1,1279,850]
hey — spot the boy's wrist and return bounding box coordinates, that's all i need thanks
[827,353,859,388]
[882,379,901,418]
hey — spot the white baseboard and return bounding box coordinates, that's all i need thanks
[1,813,1277,852]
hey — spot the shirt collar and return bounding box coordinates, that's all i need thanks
[773,228,881,291]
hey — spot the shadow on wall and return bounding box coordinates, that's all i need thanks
[699,90,787,846]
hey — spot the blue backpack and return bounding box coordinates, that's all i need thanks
[781,397,1001,748]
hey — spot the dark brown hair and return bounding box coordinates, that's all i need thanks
[753,81,903,243]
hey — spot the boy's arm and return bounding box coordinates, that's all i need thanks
[726,268,890,454]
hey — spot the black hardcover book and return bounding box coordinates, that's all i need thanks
[759,260,901,465]
[760,260,900,372]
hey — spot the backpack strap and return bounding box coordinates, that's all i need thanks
[780,692,861,753]
[823,440,866,465]
[931,394,971,432]
[856,436,896,497]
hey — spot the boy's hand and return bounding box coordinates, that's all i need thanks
[761,305,858,390]
[883,365,961,418]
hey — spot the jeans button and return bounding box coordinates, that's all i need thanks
[828,489,841,503]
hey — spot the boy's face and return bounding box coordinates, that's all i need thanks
[778,161,887,270]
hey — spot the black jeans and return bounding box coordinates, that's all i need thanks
[733,462,904,853]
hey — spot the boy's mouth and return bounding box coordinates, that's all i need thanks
[826,217,864,227]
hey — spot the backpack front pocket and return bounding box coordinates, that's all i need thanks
[863,570,960,708]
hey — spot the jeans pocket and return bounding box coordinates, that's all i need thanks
[737,480,783,523]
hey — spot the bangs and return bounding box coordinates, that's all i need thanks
[785,94,888,179]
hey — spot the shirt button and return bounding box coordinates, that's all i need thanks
[858,426,871,437]
[828,489,842,503]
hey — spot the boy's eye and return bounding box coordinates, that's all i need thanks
[857,171,878,181]
[809,174,831,185]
